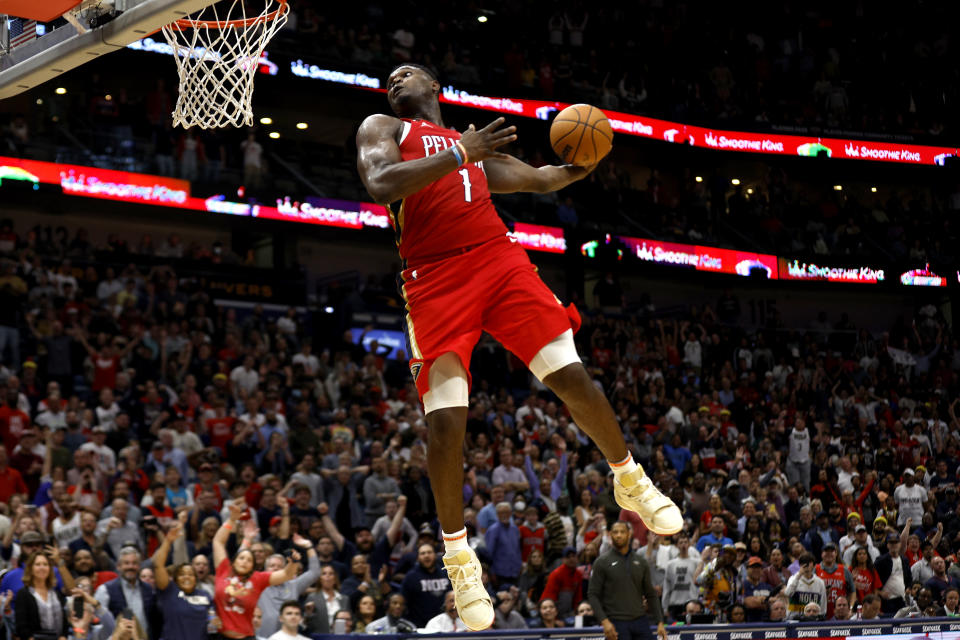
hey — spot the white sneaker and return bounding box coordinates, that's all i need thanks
[442,548,494,631]
[614,466,684,535]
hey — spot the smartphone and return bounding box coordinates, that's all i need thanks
[73,597,84,619]
[332,619,348,634]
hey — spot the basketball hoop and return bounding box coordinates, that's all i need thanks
[161,0,289,129]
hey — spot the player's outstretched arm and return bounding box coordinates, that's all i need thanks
[356,114,516,204]
[484,153,595,194]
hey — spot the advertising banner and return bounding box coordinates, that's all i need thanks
[125,38,960,166]
[509,222,567,254]
[777,258,886,284]
[900,266,948,286]
[614,235,779,279]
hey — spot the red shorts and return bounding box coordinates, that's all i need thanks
[399,235,581,399]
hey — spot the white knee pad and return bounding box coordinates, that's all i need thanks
[529,329,581,382]
[423,352,469,414]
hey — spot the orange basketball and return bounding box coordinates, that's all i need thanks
[549,104,613,166]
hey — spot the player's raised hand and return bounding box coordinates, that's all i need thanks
[459,117,517,162]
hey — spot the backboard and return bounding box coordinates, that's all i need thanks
[0,0,217,99]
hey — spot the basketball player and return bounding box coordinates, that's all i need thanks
[356,64,682,630]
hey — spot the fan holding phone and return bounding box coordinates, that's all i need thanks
[212,501,302,640]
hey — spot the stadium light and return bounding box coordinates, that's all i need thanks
[296,122,308,130]
[55,87,67,95]
[747,188,754,195]
[477,15,488,22]
[269,131,280,139]
[260,117,273,125]
[871,187,878,193]
[833,184,843,191]
[731,178,740,185]
[695,176,703,183]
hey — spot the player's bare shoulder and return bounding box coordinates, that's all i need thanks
[357,113,403,147]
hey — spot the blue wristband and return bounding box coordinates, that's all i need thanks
[451,145,464,166]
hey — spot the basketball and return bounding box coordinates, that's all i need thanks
[549,104,614,166]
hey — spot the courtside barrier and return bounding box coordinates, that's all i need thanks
[310,617,960,640]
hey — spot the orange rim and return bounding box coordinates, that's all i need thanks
[168,0,288,30]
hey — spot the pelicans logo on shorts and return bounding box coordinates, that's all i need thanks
[410,362,423,381]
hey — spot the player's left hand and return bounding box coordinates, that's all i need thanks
[657,622,668,640]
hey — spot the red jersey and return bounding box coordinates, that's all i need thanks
[206,416,236,453]
[214,557,272,636]
[852,566,881,601]
[92,353,119,391]
[391,118,508,266]
[193,482,224,509]
[0,406,30,452]
[518,523,547,561]
[815,563,850,618]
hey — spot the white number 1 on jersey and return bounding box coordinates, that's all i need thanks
[458,168,472,202]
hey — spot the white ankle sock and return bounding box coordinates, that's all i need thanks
[442,528,469,557]
[610,452,640,485]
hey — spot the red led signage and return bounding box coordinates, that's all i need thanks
[363,85,960,167]
[614,235,779,279]
[509,223,566,254]
[0,156,190,205]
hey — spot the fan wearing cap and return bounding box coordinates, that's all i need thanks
[839,513,867,559]
[842,523,879,566]
[815,542,855,619]
[0,531,69,593]
[741,556,774,622]
[893,468,926,528]
[875,531,912,615]
[695,544,737,613]
[803,511,839,559]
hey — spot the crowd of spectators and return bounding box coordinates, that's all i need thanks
[272,0,957,139]
[1,208,960,637]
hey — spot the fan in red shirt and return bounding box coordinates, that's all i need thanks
[0,389,30,453]
[518,506,547,561]
[0,444,28,503]
[212,501,301,638]
[204,399,237,455]
[539,547,584,612]
[77,329,141,392]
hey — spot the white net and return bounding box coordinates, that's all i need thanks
[161,0,289,129]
